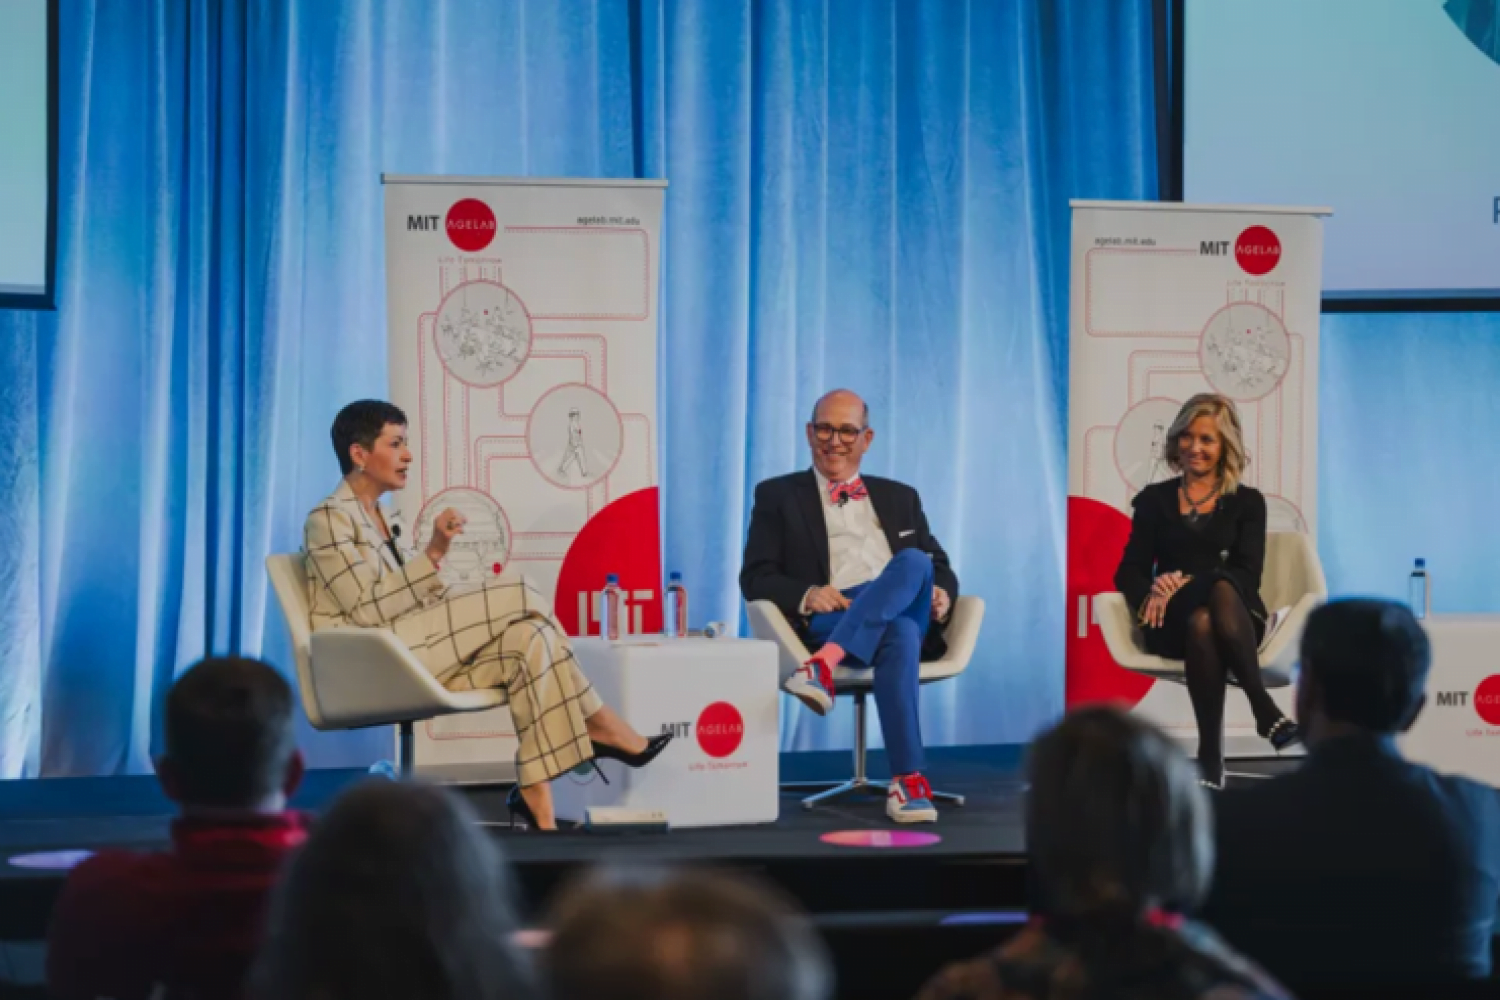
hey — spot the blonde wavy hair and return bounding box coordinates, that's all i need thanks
[1163,393,1248,493]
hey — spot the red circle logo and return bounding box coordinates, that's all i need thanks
[1474,676,1500,725]
[1234,226,1281,276]
[696,702,744,758]
[445,198,497,252]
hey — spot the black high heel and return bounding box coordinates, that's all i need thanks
[1259,716,1303,752]
[592,732,673,768]
[505,786,557,832]
[1198,755,1226,791]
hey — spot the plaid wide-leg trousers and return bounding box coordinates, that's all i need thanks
[395,578,602,787]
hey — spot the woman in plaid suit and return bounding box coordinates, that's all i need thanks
[304,400,671,830]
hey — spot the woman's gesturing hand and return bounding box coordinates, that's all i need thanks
[425,508,467,563]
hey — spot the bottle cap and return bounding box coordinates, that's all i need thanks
[606,573,620,584]
[669,571,682,582]
[1415,558,1426,569]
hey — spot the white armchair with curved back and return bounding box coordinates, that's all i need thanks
[746,596,985,809]
[1094,532,1327,769]
[264,553,505,774]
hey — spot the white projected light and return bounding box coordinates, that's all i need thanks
[1185,0,1500,299]
[0,0,54,306]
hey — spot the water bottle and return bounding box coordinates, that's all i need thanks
[664,572,688,638]
[599,573,623,639]
[1408,558,1430,620]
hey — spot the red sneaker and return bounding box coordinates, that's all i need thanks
[783,658,835,715]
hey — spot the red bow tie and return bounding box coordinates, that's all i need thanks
[828,478,869,505]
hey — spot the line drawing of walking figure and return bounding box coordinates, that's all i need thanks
[557,408,589,478]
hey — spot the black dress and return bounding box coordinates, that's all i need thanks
[1114,479,1268,659]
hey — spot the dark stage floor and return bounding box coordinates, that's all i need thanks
[0,746,1298,939]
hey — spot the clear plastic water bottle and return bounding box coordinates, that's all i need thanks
[664,572,688,638]
[599,573,623,639]
[1409,558,1430,620]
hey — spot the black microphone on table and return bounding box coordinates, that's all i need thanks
[388,523,405,567]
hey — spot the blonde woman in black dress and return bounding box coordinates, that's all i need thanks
[1114,394,1301,788]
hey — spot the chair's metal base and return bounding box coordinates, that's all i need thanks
[780,691,966,810]
[398,719,416,776]
[782,777,966,809]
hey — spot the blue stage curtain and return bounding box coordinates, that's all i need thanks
[0,0,1157,776]
[643,0,1158,753]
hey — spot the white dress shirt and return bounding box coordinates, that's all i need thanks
[801,469,894,613]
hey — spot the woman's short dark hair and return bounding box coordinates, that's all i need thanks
[1299,598,1430,732]
[164,657,295,809]
[330,399,407,476]
[1026,706,1213,918]
[251,780,534,1000]
[545,866,831,1000]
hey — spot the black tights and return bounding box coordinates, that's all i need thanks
[1183,580,1281,781]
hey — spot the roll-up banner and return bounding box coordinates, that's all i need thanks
[383,176,666,770]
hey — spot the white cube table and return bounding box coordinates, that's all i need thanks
[552,636,781,828]
[1400,615,1500,788]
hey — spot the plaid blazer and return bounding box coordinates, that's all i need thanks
[302,479,447,634]
[302,480,561,679]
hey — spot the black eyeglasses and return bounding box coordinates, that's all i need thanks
[812,423,867,444]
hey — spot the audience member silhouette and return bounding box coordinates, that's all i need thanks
[47,656,309,1000]
[1205,598,1500,989]
[918,707,1287,1000]
[251,779,535,1000]
[545,865,832,1000]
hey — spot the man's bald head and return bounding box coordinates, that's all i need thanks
[810,389,869,428]
[806,389,873,482]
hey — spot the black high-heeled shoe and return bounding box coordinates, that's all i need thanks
[505,786,556,832]
[1198,755,1226,791]
[592,731,673,768]
[1259,716,1303,752]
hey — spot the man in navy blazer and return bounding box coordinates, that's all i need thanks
[1203,598,1500,989]
[740,389,959,823]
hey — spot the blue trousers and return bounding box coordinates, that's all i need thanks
[806,548,933,776]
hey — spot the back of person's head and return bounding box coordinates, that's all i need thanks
[160,656,298,809]
[251,780,533,1000]
[1298,597,1430,734]
[330,398,407,475]
[1026,706,1212,919]
[545,866,831,1000]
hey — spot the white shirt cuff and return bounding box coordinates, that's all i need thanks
[799,587,817,617]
